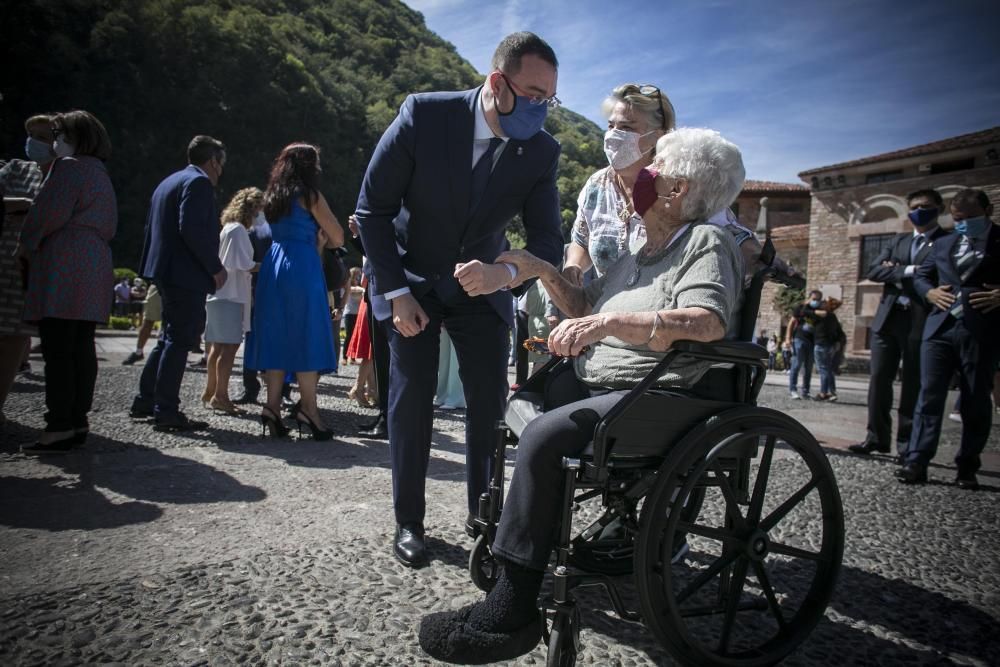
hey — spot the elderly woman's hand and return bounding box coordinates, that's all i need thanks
[548,314,607,357]
[496,249,552,286]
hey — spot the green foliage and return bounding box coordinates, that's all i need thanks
[108,316,132,330]
[775,286,806,317]
[1,0,605,269]
[113,267,137,283]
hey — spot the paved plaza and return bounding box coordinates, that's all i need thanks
[1,332,998,666]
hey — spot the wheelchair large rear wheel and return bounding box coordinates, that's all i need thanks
[636,408,844,667]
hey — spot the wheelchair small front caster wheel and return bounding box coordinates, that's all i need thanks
[546,607,580,667]
[469,534,500,592]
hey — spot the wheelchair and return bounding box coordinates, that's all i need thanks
[467,242,844,666]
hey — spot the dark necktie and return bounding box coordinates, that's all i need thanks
[469,137,503,215]
[910,234,925,264]
[949,235,978,318]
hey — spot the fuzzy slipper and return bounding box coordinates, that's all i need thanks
[418,603,541,664]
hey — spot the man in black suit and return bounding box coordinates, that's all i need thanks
[897,189,1000,488]
[130,136,228,431]
[355,32,564,567]
[851,189,949,457]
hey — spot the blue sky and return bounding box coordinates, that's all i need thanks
[405,0,1000,183]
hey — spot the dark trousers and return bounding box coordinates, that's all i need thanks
[38,318,97,431]
[136,282,206,417]
[514,309,529,385]
[866,308,920,451]
[386,289,509,526]
[906,317,996,473]
[342,314,358,360]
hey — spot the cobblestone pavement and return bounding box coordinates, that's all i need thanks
[1,337,998,666]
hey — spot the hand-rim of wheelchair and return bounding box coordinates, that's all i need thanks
[634,406,845,666]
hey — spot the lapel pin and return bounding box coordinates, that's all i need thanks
[517,147,523,156]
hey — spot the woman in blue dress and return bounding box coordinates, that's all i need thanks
[245,143,344,439]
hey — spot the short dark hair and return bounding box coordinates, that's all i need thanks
[53,110,112,161]
[949,188,990,212]
[188,135,226,166]
[906,189,943,206]
[490,32,558,74]
[809,289,823,299]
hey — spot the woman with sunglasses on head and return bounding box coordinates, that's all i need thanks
[16,110,117,454]
[563,84,675,284]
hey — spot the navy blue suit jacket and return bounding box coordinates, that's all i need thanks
[139,165,223,294]
[915,223,1000,340]
[355,87,564,326]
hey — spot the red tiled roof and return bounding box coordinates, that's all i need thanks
[740,179,809,194]
[798,126,1000,177]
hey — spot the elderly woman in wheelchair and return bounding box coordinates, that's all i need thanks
[419,128,843,666]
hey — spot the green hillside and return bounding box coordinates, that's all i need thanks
[1,0,605,267]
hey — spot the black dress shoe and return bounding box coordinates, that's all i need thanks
[394,523,427,568]
[956,471,979,490]
[153,413,209,432]
[129,399,154,419]
[359,415,388,439]
[418,603,541,664]
[895,462,928,484]
[848,441,890,455]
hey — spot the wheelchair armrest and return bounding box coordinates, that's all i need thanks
[671,340,768,364]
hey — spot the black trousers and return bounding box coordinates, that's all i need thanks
[38,318,98,432]
[906,317,996,473]
[866,307,920,450]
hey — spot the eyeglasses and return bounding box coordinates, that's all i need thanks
[634,84,669,131]
[500,73,561,109]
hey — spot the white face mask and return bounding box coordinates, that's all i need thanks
[53,136,75,158]
[604,128,655,170]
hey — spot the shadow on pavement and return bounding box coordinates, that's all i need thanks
[0,422,267,532]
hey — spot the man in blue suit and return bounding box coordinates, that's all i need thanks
[897,188,1000,488]
[356,32,564,567]
[130,136,228,431]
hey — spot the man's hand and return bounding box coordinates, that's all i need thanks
[348,214,360,238]
[213,268,228,291]
[454,260,511,296]
[391,293,429,337]
[561,264,584,287]
[881,260,897,267]
[545,315,559,328]
[548,314,606,357]
[926,284,956,310]
[969,283,1000,313]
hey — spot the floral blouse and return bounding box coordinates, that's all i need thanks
[570,167,645,277]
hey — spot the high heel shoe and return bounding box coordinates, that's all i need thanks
[348,387,369,409]
[296,411,333,441]
[260,406,290,438]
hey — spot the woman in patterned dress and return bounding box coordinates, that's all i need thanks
[17,110,117,454]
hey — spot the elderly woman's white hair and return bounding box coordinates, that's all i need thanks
[652,128,745,222]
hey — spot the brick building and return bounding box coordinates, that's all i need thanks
[796,126,1000,363]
